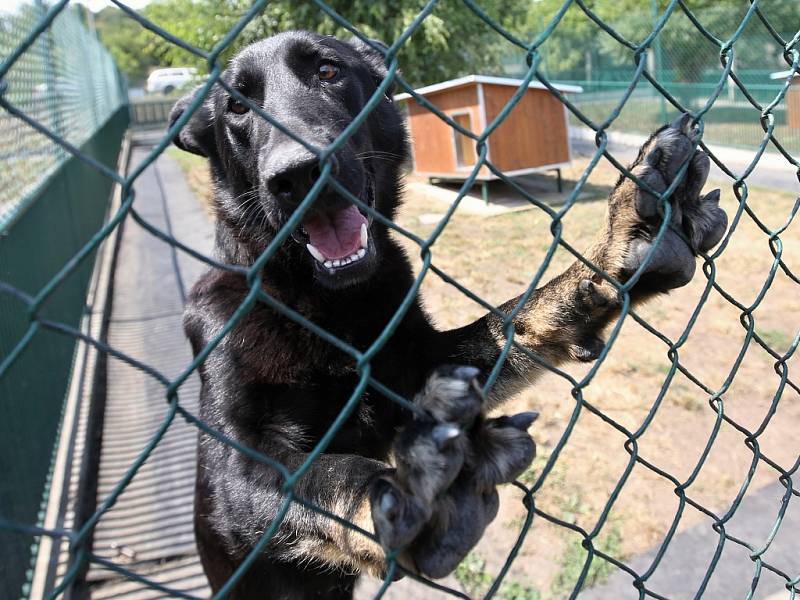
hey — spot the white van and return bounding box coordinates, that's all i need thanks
[145,67,199,95]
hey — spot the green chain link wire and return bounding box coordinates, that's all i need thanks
[1,0,798,598]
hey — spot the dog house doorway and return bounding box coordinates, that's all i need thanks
[452,112,477,168]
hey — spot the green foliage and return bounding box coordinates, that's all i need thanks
[455,552,495,597]
[500,580,543,600]
[93,0,800,89]
[512,0,800,83]
[550,526,623,598]
[757,328,793,352]
[454,552,543,600]
[94,6,159,85]
[517,449,625,598]
[92,0,528,88]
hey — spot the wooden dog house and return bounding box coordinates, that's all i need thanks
[395,75,582,200]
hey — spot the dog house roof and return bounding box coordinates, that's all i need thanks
[769,69,799,80]
[393,74,583,101]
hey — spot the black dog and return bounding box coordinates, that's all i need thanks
[169,31,727,600]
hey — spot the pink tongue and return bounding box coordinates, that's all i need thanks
[303,205,367,260]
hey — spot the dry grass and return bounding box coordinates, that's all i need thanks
[170,149,800,598]
[394,156,800,596]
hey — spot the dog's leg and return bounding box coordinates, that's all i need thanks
[204,444,392,580]
[202,367,535,586]
[432,114,727,407]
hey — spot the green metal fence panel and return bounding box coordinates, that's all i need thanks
[0,1,127,229]
[0,1,798,599]
[501,2,800,154]
[563,81,800,154]
[0,3,128,598]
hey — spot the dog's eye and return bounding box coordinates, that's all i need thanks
[228,98,249,115]
[318,63,339,81]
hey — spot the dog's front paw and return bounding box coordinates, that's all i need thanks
[406,411,537,578]
[370,365,481,557]
[604,113,727,294]
[370,366,537,579]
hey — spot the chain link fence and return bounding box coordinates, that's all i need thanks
[501,2,800,154]
[0,1,126,226]
[0,1,798,599]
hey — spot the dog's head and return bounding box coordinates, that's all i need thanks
[169,31,408,289]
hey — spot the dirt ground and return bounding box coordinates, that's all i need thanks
[170,148,800,599]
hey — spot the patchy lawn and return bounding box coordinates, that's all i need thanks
[170,147,800,598]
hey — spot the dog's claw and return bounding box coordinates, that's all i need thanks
[670,112,692,133]
[379,488,398,518]
[432,423,462,450]
[508,411,540,431]
[371,478,429,551]
[452,365,480,381]
[414,365,483,425]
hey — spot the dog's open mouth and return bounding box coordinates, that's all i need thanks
[302,205,369,270]
[286,178,377,286]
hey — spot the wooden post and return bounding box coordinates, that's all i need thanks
[788,77,800,129]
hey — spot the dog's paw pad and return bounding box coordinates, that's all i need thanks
[467,412,537,489]
[407,485,500,579]
[628,113,710,222]
[623,235,697,289]
[644,113,698,182]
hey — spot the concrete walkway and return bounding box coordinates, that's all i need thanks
[85,131,213,598]
[582,480,800,599]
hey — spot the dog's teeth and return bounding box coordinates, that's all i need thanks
[360,223,368,248]
[324,260,333,268]
[306,244,325,263]
[357,248,366,259]
[333,259,341,267]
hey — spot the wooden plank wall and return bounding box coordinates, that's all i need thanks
[482,84,570,172]
[405,85,488,176]
[788,81,800,129]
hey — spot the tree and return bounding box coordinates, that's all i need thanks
[94,6,159,86]
[516,0,800,83]
[94,0,529,88]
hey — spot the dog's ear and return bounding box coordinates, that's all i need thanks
[169,85,214,157]
[348,37,396,99]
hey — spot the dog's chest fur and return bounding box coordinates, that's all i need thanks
[186,265,424,458]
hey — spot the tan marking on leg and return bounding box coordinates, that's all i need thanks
[333,494,387,576]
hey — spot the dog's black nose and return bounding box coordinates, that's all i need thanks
[265,150,338,206]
